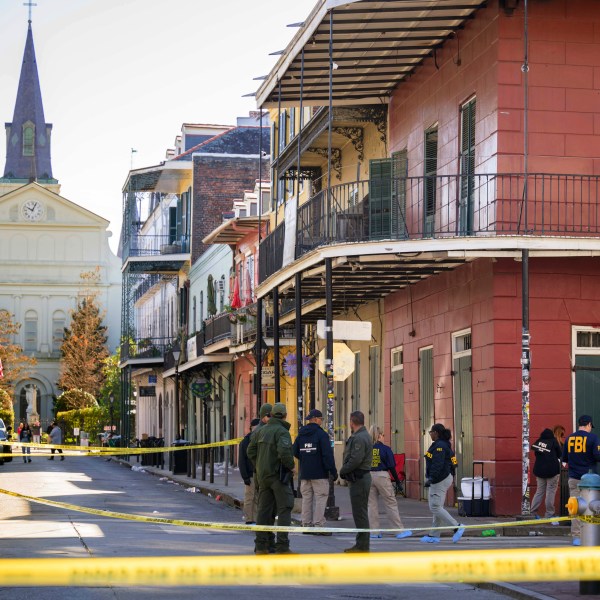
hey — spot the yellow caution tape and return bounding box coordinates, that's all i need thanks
[0,547,599,587]
[10,438,243,455]
[0,487,576,534]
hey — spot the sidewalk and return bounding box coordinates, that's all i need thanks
[116,455,579,600]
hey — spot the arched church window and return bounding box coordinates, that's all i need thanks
[24,310,38,353]
[22,122,35,157]
[52,310,66,353]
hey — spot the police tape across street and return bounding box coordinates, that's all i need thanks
[0,547,599,588]
[1,486,597,534]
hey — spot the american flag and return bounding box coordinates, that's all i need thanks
[0,358,3,379]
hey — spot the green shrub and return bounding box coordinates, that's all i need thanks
[56,406,108,444]
[0,388,14,430]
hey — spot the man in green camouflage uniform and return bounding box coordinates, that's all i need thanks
[247,402,296,554]
[340,410,373,553]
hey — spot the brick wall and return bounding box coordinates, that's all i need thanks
[191,155,269,264]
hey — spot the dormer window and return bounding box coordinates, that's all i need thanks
[23,121,35,156]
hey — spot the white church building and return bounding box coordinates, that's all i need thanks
[0,22,121,427]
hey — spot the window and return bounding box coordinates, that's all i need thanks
[22,122,35,157]
[52,311,66,353]
[577,331,600,349]
[424,127,439,236]
[289,108,296,140]
[454,331,472,353]
[279,110,288,152]
[24,310,38,352]
[169,207,177,244]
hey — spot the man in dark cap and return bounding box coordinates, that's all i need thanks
[239,418,261,524]
[247,402,295,554]
[293,408,337,534]
[562,414,600,545]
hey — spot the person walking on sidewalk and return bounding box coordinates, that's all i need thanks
[239,418,260,524]
[340,410,373,553]
[48,422,64,460]
[562,414,600,546]
[247,402,295,555]
[421,423,465,544]
[19,423,32,463]
[293,409,337,535]
[530,428,562,522]
[367,426,412,540]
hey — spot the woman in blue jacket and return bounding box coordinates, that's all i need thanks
[421,423,465,543]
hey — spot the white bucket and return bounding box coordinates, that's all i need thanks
[460,477,491,499]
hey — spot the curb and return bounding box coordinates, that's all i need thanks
[477,582,557,600]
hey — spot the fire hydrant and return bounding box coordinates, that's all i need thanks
[567,472,600,595]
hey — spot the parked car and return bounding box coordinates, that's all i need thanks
[0,427,12,465]
[0,417,6,438]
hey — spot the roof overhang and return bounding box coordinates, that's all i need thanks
[123,161,192,194]
[256,0,488,108]
[203,216,261,245]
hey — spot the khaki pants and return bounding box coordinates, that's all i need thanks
[368,470,404,533]
[530,474,559,518]
[300,479,329,527]
[568,478,582,538]
[243,478,257,522]
[428,473,458,537]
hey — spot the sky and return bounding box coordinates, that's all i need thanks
[0,0,317,252]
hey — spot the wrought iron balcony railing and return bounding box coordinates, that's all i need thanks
[229,302,295,347]
[259,173,600,283]
[203,312,233,346]
[122,234,191,260]
[121,337,171,361]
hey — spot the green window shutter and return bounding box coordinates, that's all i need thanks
[459,98,476,235]
[423,128,438,237]
[392,149,408,239]
[369,158,392,239]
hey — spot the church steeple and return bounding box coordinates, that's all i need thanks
[2,22,55,183]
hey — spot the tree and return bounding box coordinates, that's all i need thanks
[58,269,109,397]
[0,388,14,430]
[0,309,36,393]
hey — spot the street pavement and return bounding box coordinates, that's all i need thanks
[0,448,585,600]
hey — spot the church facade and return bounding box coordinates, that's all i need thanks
[0,23,121,427]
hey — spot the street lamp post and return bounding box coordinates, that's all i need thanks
[109,393,114,433]
[172,349,181,440]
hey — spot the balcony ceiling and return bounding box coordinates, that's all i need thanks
[203,216,262,245]
[256,0,488,107]
[277,252,469,324]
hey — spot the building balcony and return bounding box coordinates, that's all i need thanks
[230,302,295,349]
[259,172,600,283]
[121,234,191,273]
[120,336,171,366]
[203,312,233,347]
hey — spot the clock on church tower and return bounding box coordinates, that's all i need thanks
[21,199,45,221]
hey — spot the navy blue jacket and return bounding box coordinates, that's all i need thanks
[371,441,400,482]
[238,431,254,481]
[425,439,457,484]
[293,422,337,480]
[562,429,600,479]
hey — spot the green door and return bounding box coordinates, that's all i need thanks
[574,354,600,431]
[453,354,473,483]
[420,347,434,498]
[391,367,405,453]
[369,159,392,240]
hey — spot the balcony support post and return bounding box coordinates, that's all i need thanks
[295,273,303,423]
[273,287,281,404]
[255,297,263,413]
[324,257,339,520]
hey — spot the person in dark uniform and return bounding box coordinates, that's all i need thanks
[562,414,600,546]
[530,428,562,521]
[340,410,373,553]
[421,423,464,544]
[247,402,295,555]
[239,418,261,524]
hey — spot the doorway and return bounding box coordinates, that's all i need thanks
[452,330,473,483]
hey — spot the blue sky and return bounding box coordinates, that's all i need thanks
[0,0,316,251]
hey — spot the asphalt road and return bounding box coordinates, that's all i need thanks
[0,454,563,599]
